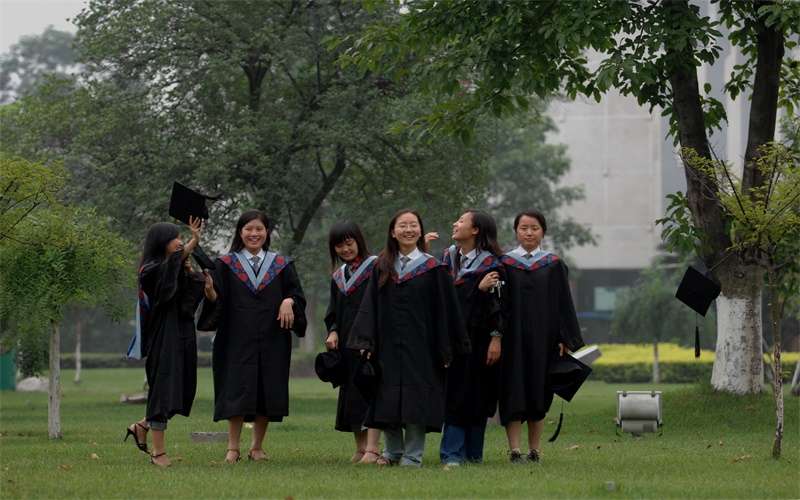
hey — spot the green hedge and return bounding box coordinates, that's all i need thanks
[58,352,317,377]
[590,361,712,383]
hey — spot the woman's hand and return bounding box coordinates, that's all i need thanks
[278,297,295,329]
[478,271,500,292]
[203,270,216,302]
[358,349,371,360]
[183,257,195,275]
[424,232,439,244]
[558,343,567,356]
[188,216,202,241]
[326,331,339,350]
[486,337,501,365]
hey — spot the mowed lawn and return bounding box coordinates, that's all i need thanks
[0,367,798,499]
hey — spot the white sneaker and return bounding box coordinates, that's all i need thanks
[443,461,460,467]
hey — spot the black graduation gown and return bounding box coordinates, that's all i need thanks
[442,248,508,426]
[497,252,584,425]
[323,257,375,432]
[140,251,205,421]
[199,252,307,422]
[346,256,471,433]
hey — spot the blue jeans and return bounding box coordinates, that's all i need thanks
[383,424,426,467]
[439,422,487,464]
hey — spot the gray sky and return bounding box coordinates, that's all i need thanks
[1,0,84,54]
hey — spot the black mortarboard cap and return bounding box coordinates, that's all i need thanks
[314,350,345,388]
[352,354,381,402]
[675,266,721,317]
[546,353,592,402]
[169,181,210,225]
[191,244,216,270]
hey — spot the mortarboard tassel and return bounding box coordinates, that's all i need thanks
[695,314,700,358]
[548,399,565,443]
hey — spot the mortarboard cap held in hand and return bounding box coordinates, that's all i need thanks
[314,350,345,388]
[169,182,208,225]
[546,353,592,402]
[169,181,223,225]
[675,266,721,317]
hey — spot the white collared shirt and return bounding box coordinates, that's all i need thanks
[459,248,477,268]
[513,245,540,259]
[398,247,423,264]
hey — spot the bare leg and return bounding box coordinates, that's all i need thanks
[150,429,171,467]
[528,419,544,452]
[352,427,368,462]
[249,416,269,460]
[226,417,244,462]
[505,420,522,452]
[358,428,382,463]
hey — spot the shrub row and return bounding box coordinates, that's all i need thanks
[58,352,317,377]
[590,361,712,384]
[46,347,800,384]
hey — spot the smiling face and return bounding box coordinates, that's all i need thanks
[515,215,544,252]
[335,237,359,263]
[452,212,478,244]
[240,218,268,254]
[165,234,184,258]
[391,212,422,254]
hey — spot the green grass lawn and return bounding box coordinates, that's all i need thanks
[1,368,798,499]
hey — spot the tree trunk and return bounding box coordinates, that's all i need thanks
[652,336,660,384]
[299,288,317,352]
[768,267,783,459]
[48,321,62,439]
[74,316,82,385]
[665,0,770,395]
[711,265,763,394]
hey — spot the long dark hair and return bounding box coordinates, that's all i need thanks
[376,209,426,289]
[513,209,548,236]
[139,222,180,269]
[463,210,504,258]
[229,210,271,253]
[328,219,371,273]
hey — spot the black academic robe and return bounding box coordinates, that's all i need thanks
[346,256,471,432]
[442,248,508,426]
[140,251,205,422]
[497,253,584,425]
[199,252,307,422]
[323,257,375,432]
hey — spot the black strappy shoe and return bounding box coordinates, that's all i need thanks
[124,423,149,454]
[150,452,171,467]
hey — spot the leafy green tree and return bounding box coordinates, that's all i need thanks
[0,157,134,438]
[0,26,79,105]
[340,0,800,395]
[688,131,799,458]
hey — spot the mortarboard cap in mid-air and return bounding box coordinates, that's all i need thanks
[675,266,721,317]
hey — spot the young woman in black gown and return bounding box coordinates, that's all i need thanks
[437,210,507,467]
[323,220,382,463]
[199,210,307,463]
[125,216,212,467]
[498,209,584,463]
[347,209,470,467]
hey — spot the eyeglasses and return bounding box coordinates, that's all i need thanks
[395,223,420,230]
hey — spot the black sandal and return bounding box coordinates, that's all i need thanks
[150,452,171,467]
[124,423,149,454]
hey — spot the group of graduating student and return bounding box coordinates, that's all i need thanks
[125,206,584,468]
